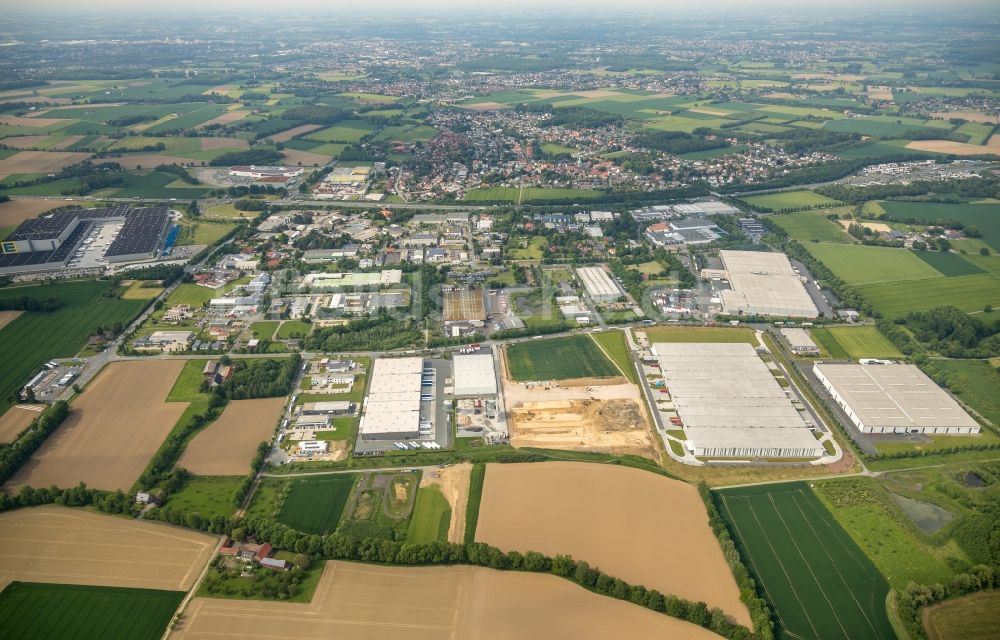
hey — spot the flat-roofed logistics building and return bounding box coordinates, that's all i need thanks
[359,357,424,441]
[453,353,498,396]
[653,342,824,458]
[781,328,820,355]
[813,363,980,435]
[575,266,624,303]
[719,250,818,319]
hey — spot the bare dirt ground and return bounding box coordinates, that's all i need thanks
[5,360,188,492]
[0,310,23,331]
[839,219,892,233]
[689,107,732,116]
[195,111,250,129]
[177,397,284,476]
[0,150,92,178]
[906,137,1000,155]
[112,154,197,170]
[0,116,69,128]
[171,561,722,640]
[0,404,41,443]
[0,505,216,592]
[0,199,79,227]
[509,399,656,459]
[475,462,751,627]
[282,149,331,166]
[930,111,1000,124]
[198,135,249,150]
[420,462,472,543]
[267,124,323,143]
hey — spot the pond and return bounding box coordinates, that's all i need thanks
[890,492,953,535]
[963,471,987,488]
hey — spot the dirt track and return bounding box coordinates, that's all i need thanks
[0,505,216,592]
[475,462,752,627]
[177,397,284,476]
[5,360,188,492]
[420,462,472,543]
[171,561,723,640]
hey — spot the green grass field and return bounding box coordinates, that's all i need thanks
[590,330,639,384]
[463,187,602,203]
[0,280,146,414]
[809,326,903,359]
[923,359,1000,427]
[305,120,375,143]
[278,475,356,534]
[164,283,217,308]
[164,476,241,519]
[276,320,312,339]
[464,463,486,544]
[806,243,943,285]
[506,334,619,381]
[877,201,1000,252]
[643,325,758,345]
[912,250,987,277]
[0,581,183,640]
[924,591,1000,640]
[717,482,895,640]
[770,210,854,243]
[406,485,451,544]
[741,190,841,210]
[854,274,1000,318]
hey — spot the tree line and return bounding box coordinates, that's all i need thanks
[0,402,70,486]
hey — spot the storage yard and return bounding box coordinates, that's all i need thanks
[170,561,721,640]
[177,397,285,475]
[653,342,823,459]
[718,250,819,318]
[0,505,216,591]
[814,363,980,435]
[4,360,188,492]
[474,462,751,626]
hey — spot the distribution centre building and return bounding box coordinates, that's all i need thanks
[359,357,424,440]
[718,250,819,318]
[452,353,498,396]
[653,342,825,458]
[813,363,980,434]
[575,266,625,303]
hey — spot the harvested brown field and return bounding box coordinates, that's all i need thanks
[113,154,196,170]
[198,135,249,150]
[838,219,891,233]
[930,111,1000,124]
[509,399,655,459]
[5,360,188,492]
[267,124,323,143]
[0,150,92,178]
[177,397,284,476]
[0,504,216,592]
[196,112,250,130]
[0,135,50,149]
[281,149,332,166]
[689,107,732,117]
[0,115,69,128]
[0,310,23,331]
[905,138,1000,155]
[0,198,79,227]
[476,462,751,626]
[867,86,894,101]
[171,561,722,640]
[0,404,40,443]
[420,462,472,543]
[463,101,510,111]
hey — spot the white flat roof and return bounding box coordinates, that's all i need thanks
[781,328,818,350]
[719,250,818,319]
[453,353,497,396]
[575,266,624,298]
[361,357,425,436]
[814,363,978,429]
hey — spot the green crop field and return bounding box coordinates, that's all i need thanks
[912,250,987,277]
[590,330,638,384]
[923,359,1000,427]
[305,120,375,143]
[406,485,451,544]
[924,591,1000,640]
[164,476,241,519]
[770,210,854,243]
[506,334,619,381]
[643,325,758,345]
[0,280,146,414]
[717,483,895,640]
[278,474,356,534]
[463,186,602,202]
[0,582,183,640]
[809,326,903,359]
[877,201,1000,252]
[854,274,1000,318]
[805,243,942,285]
[740,190,841,210]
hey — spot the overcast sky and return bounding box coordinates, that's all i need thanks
[11,0,1000,12]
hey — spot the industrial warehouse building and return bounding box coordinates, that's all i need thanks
[781,328,820,355]
[452,353,498,397]
[813,363,980,435]
[718,250,819,319]
[576,266,625,303]
[359,357,425,441]
[653,342,825,458]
